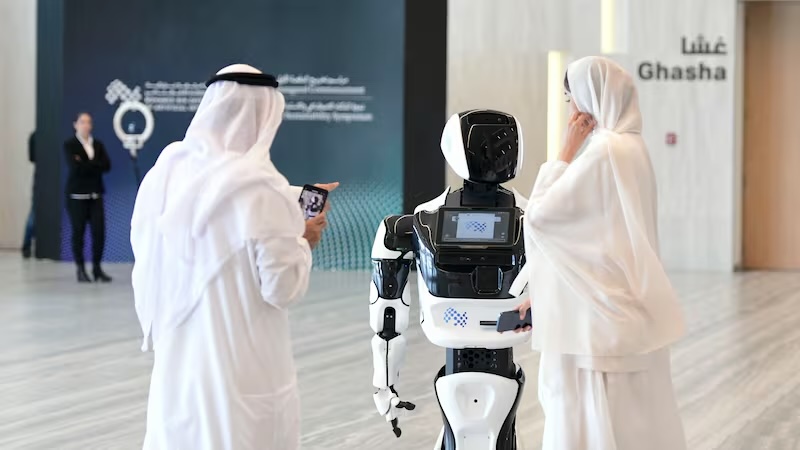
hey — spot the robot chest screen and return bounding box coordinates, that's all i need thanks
[411,206,525,299]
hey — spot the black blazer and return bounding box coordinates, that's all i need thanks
[64,136,112,195]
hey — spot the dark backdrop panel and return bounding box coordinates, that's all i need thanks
[404,0,447,213]
[37,0,446,269]
[34,0,65,260]
[57,0,406,269]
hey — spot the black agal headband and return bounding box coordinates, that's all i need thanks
[205,72,279,88]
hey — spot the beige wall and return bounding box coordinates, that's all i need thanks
[0,0,37,249]
[446,0,602,194]
[447,0,739,271]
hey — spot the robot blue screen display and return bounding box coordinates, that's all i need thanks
[439,210,512,244]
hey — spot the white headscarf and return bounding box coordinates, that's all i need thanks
[131,64,304,351]
[567,57,642,134]
[526,56,685,356]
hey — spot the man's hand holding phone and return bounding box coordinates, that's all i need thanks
[304,213,327,250]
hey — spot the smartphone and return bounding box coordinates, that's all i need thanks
[496,308,532,333]
[299,184,329,220]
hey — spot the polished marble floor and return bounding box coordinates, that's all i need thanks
[1,254,799,449]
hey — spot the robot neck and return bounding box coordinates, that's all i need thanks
[461,181,502,207]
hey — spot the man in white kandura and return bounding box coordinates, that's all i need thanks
[131,64,335,450]
[515,56,688,450]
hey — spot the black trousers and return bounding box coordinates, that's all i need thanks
[67,197,105,267]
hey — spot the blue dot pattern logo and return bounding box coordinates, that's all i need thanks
[465,221,487,233]
[443,307,468,328]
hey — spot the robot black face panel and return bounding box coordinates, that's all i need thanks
[458,110,520,184]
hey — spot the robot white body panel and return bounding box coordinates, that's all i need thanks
[435,371,522,450]
[417,275,529,350]
[370,109,529,449]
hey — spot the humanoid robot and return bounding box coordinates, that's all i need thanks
[369,109,530,449]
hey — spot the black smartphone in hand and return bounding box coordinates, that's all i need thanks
[299,184,329,220]
[496,308,532,333]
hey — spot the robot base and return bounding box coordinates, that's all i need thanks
[433,350,525,450]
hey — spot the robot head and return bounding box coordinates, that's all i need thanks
[441,109,523,184]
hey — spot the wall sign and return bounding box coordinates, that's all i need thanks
[638,35,728,81]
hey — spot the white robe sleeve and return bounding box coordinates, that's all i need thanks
[523,139,684,356]
[529,161,570,205]
[510,187,530,210]
[527,149,611,234]
[253,236,312,309]
[287,185,303,201]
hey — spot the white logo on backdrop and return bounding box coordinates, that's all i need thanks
[105,79,155,158]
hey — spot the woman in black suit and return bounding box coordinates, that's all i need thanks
[64,112,112,283]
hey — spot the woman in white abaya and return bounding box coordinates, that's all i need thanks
[517,56,688,450]
[131,64,321,450]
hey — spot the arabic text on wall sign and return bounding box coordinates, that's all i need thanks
[638,35,728,81]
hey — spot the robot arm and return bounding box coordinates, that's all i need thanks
[370,215,416,437]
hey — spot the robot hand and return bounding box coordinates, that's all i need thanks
[373,386,417,437]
